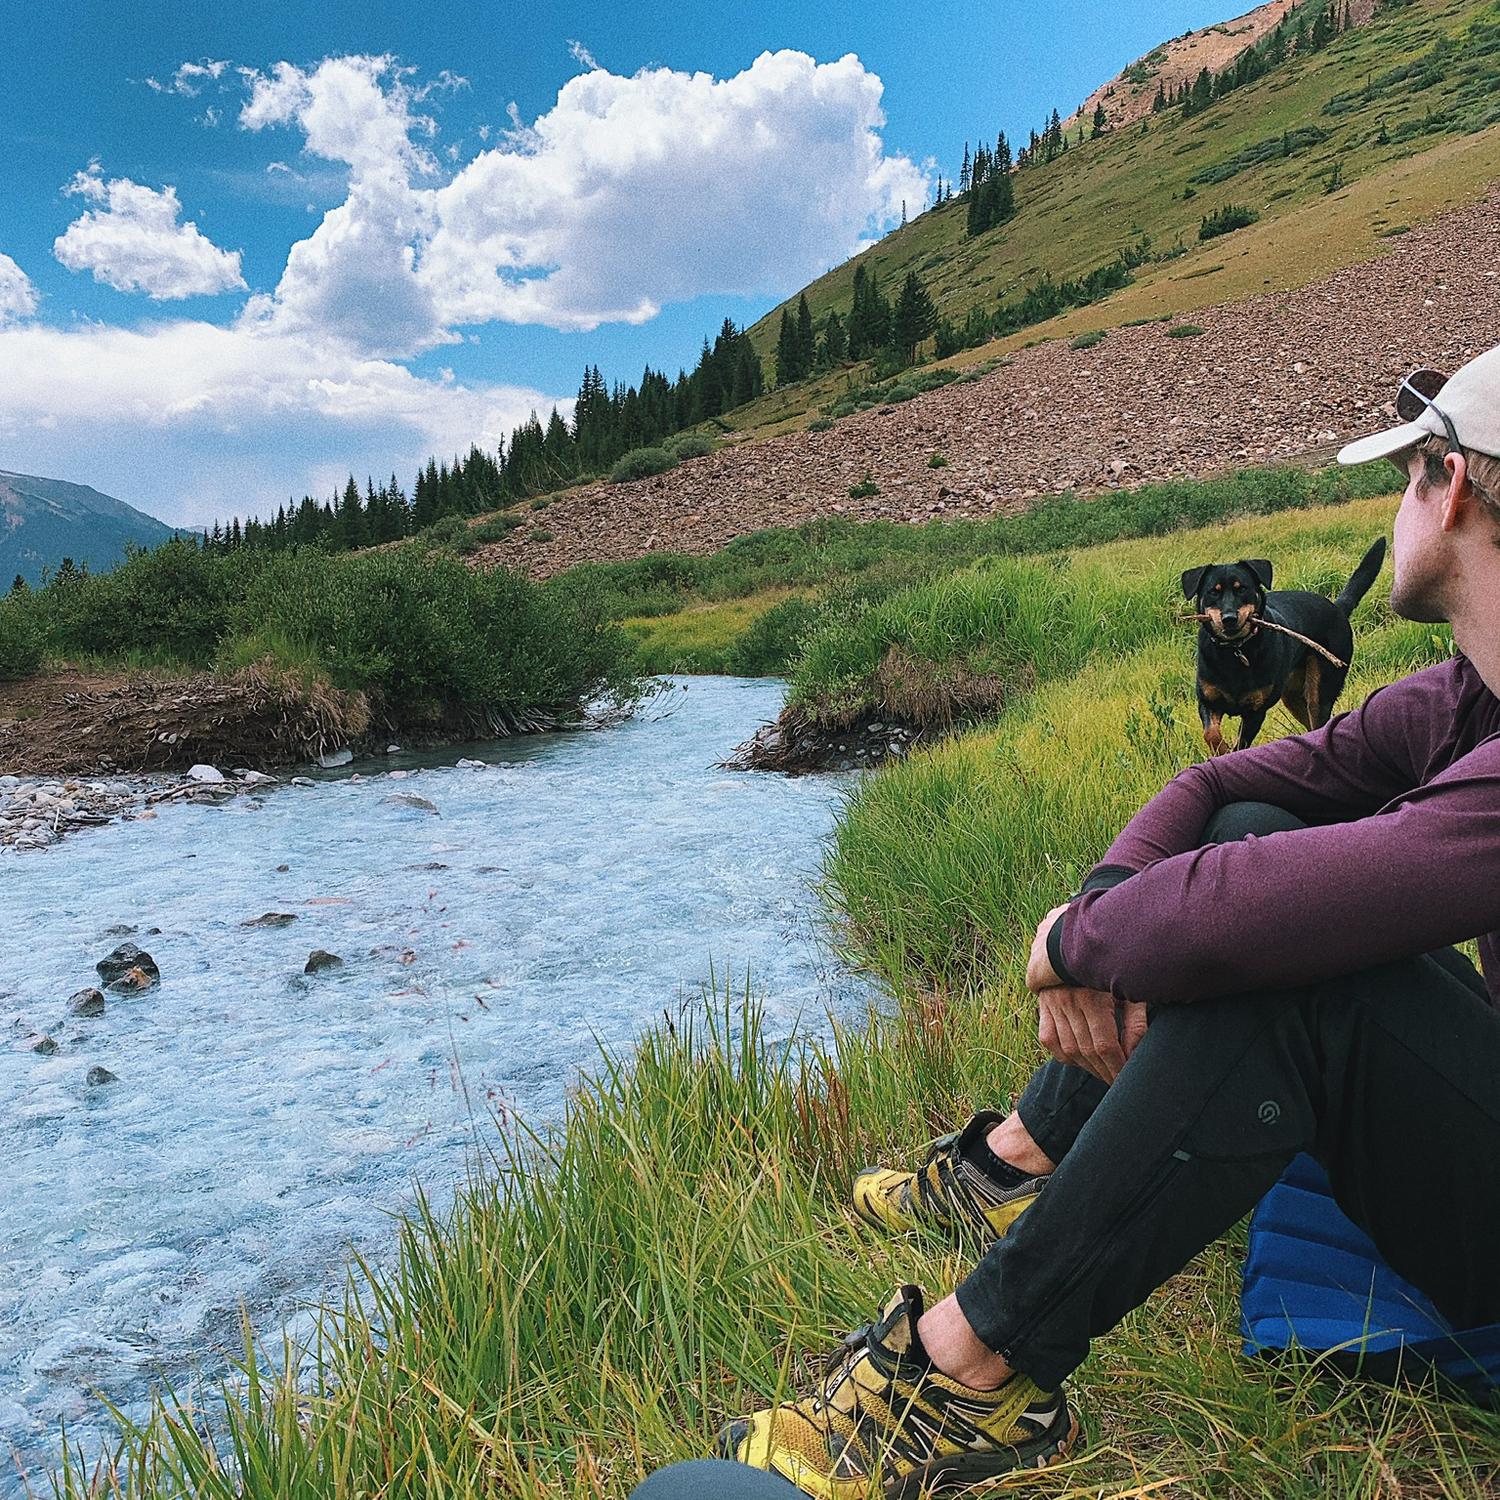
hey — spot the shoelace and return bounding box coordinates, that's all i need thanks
[809,1319,897,1449]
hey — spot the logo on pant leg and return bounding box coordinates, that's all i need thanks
[1258,1099,1281,1125]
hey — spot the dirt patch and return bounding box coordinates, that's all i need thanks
[0,668,367,777]
[727,709,933,775]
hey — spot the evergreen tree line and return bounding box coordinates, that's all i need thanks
[773,264,938,387]
[1155,1,1353,120]
[204,320,767,555]
[933,235,1158,359]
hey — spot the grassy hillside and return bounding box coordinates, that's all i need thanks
[69,495,1500,1499]
[728,0,1500,439]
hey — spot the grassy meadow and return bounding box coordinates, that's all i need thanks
[59,490,1500,1499]
[589,461,1395,679]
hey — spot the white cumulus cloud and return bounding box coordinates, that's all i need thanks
[0,319,560,527]
[0,252,38,326]
[146,59,231,96]
[232,48,926,351]
[421,49,928,332]
[237,55,446,357]
[53,163,247,299]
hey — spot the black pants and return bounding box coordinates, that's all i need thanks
[953,802,1500,1391]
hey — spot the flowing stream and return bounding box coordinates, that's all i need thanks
[0,676,872,1489]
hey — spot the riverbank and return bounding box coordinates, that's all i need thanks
[41,501,1500,1499]
[3,677,869,1489]
[731,491,1402,771]
[0,544,641,781]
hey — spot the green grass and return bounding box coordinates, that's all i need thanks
[621,590,816,675]
[823,497,1423,991]
[587,463,1394,658]
[63,495,1500,1499]
[781,490,1399,726]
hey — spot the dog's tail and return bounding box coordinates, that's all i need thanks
[1334,536,1387,617]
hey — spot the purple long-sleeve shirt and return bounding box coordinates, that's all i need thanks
[1049,651,1500,1008]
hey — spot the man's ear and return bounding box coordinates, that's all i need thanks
[1241,559,1274,589]
[1441,451,1470,532]
[1181,565,1209,601]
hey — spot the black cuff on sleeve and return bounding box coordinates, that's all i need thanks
[1046,910,1079,987]
[1075,863,1136,897]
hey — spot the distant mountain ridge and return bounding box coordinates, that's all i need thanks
[1,470,184,586]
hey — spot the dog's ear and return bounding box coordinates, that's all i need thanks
[1241,558,1274,590]
[1181,565,1209,601]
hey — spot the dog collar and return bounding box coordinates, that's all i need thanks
[1211,621,1259,666]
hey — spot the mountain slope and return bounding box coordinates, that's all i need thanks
[471,173,1500,577]
[0,471,181,585]
[730,0,1499,433]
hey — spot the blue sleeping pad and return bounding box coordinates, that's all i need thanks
[1241,1153,1500,1396]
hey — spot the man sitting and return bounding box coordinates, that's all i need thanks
[720,346,1500,1498]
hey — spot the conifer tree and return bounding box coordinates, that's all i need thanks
[996,131,1012,174]
[959,143,971,193]
[1091,101,1108,138]
[9,573,24,594]
[731,345,760,404]
[891,271,936,365]
[820,310,847,366]
[774,307,802,386]
[795,294,817,376]
[335,476,366,550]
[1183,66,1214,116]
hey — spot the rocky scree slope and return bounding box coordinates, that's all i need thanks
[474,186,1500,581]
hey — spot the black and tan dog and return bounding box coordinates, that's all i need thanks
[1181,537,1386,754]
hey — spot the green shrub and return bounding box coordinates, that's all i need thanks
[228,547,634,724]
[725,596,823,676]
[807,417,835,433]
[15,541,638,729]
[1198,204,1260,240]
[531,496,552,511]
[1070,329,1108,351]
[38,537,232,664]
[928,453,949,469]
[1167,323,1207,338]
[0,597,42,679]
[472,513,523,543]
[848,475,880,499]
[421,515,472,549]
[664,431,716,460]
[609,447,679,484]
[529,528,555,544]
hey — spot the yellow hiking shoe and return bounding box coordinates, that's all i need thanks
[716,1284,1078,1499]
[852,1112,1045,1242]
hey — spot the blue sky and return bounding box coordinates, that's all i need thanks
[0,0,1233,525]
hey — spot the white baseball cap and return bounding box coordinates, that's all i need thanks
[1338,344,1500,466]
